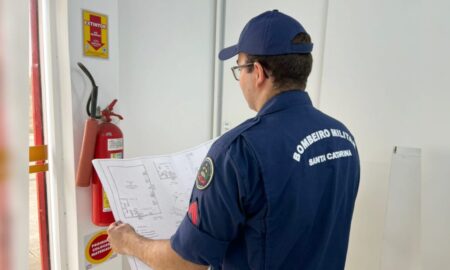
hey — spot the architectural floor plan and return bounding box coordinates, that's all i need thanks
[92,139,214,270]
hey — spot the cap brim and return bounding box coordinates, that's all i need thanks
[218,45,239,60]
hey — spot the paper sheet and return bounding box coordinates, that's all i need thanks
[380,147,421,270]
[92,140,214,270]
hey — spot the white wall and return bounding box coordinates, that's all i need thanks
[118,1,216,268]
[319,0,450,269]
[420,1,450,268]
[68,0,122,269]
[220,0,329,133]
[48,1,216,269]
[50,0,450,269]
[119,0,216,157]
[218,1,450,269]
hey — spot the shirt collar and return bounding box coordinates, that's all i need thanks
[257,90,313,117]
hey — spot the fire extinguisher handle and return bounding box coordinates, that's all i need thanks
[106,99,118,111]
[110,112,124,120]
[101,99,124,122]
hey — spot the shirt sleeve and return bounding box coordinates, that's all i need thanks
[170,136,264,267]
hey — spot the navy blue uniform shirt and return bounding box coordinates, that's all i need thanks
[171,90,360,269]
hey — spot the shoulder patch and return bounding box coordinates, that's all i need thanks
[196,157,214,190]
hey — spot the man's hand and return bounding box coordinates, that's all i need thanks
[107,221,140,256]
[107,221,208,270]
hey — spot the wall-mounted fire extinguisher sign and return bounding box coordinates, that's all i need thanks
[75,62,123,226]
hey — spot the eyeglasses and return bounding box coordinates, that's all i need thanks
[230,63,254,81]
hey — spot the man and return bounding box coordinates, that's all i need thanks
[107,10,360,270]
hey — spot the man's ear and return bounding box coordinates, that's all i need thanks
[253,62,267,87]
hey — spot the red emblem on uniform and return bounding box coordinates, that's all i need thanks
[188,201,199,226]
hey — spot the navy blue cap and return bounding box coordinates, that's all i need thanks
[219,10,313,60]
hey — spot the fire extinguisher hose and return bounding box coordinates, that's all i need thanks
[75,119,98,187]
[77,62,100,119]
[75,62,99,187]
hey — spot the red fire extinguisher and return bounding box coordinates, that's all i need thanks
[75,63,124,226]
[92,100,123,226]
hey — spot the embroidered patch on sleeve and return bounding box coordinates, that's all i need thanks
[195,157,214,190]
[188,201,199,226]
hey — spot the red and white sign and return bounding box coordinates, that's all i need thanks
[84,230,116,269]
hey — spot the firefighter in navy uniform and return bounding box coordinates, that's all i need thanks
[107,10,360,270]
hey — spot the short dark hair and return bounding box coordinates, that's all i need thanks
[246,32,313,91]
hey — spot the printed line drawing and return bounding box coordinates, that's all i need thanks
[186,152,200,174]
[108,165,162,219]
[92,138,216,270]
[171,189,191,218]
[154,161,177,180]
